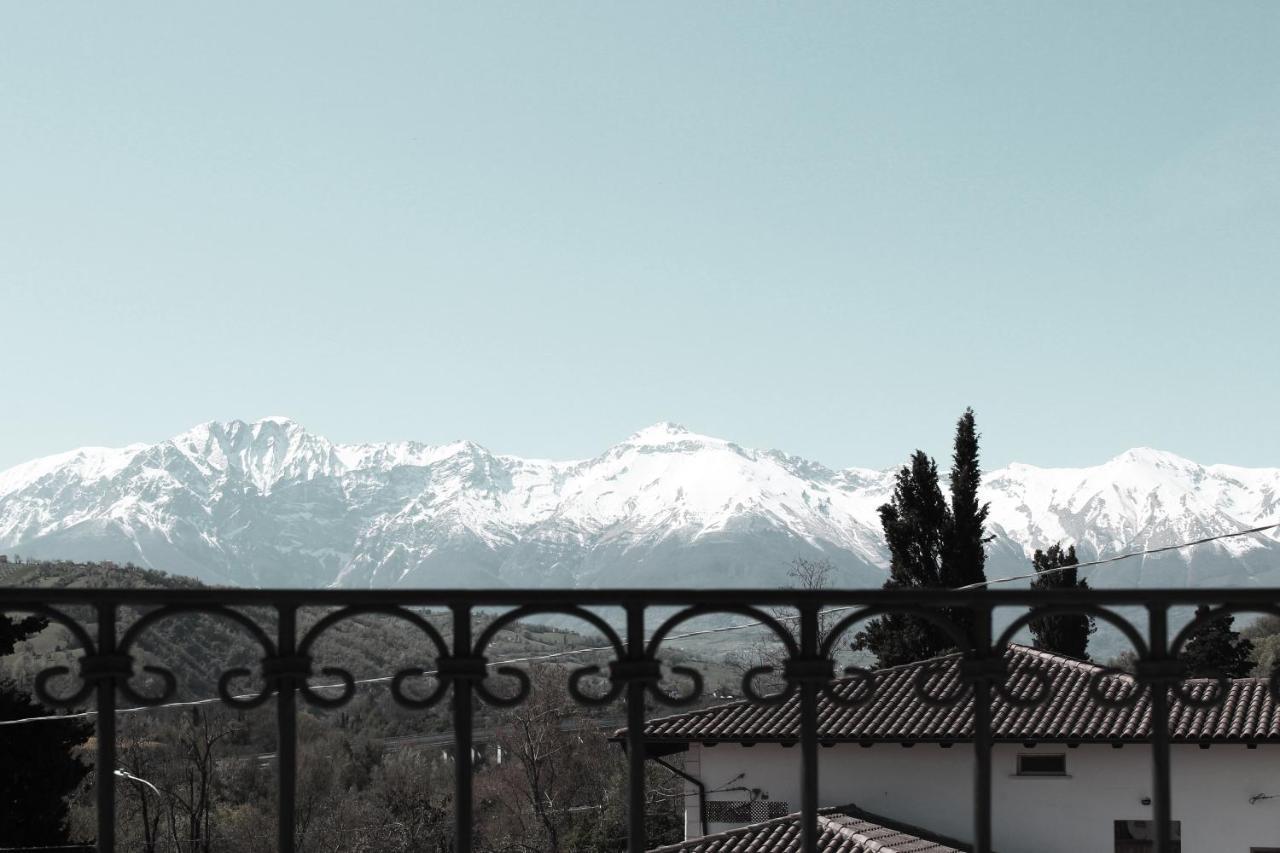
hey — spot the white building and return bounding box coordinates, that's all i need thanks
[633,645,1280,853]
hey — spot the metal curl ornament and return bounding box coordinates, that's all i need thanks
[118,664,179,708]
[9,604,98,655]
[1167,604,1280,711]
[116,604,278,707]
[35,662,102,709]
[914,659,970,708]
[739,664,791,706]
[387,667,450,710]
[567,665,624,707]
[1086,666,1145,710]
[817,605,971,708]
[471,604,627,708]
[297,605,450,710]
[819,605,971,662]
[650,664,705,708]
[994,604,1150,662]
[822,665,877,709]
[989,659,1054,709]
[9,605,100,709]
[300,668,360,710]
[645,604,801,708]
[217,666,278,710]
[996,604,1153,711]
[1141,659,1226,712]
[474,665,531,708]
[749,657,835,707]
[1170,674,1231,711]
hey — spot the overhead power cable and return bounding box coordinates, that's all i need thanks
[0,520,1276,728]
[955,521,1280,591]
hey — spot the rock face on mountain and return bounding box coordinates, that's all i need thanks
[0,418,1276,589]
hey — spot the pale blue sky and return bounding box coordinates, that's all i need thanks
[1,3,1277,472]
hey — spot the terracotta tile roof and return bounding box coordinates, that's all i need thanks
[639,644,1280,744]
[648,806,968,853]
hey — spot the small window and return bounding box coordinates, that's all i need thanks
[1016,753,1067,776]
[1115,820,1181,852]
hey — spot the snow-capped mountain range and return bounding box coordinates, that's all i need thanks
[1,418,1276,590]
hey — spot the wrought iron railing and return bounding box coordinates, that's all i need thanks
[3,585,1277,853]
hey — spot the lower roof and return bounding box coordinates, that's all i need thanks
[647,805,969,853]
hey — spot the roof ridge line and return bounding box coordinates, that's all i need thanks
[644,807,842,853]
[1006,642,1106,674]
[639,651,970,730]
[644,646,1093,731]
[857,649,964,674]
[835,804,972,851]
[823,812,904,853]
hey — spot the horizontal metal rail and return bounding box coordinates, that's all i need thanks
[3,585,1279,606]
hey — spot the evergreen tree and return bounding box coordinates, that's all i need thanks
[1028,543,1094,660]
[1181,606,1254,678]
[853,409,993,667]
[0,613,92,846]
[940,408,990,640]
[852,452,953,666]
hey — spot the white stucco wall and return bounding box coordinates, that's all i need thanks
[685,742,1280,852]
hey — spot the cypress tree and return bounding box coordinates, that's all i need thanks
[940,408,990,641]
[854,409,994,666]
[1028,543,1094,660]
[1181,606,1254,678]
[0,613,92,846]
[853,451,953,666]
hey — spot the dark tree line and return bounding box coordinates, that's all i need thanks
[850,410,1255,675]
[1,612,91,847]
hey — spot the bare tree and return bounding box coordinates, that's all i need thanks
[116,722,162,853]
[478,666,627,853]
[786,555,833,592]
[157,708,238,853]
[726,557,838,694]
[360,749,453,853]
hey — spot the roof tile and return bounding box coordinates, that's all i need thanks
[648,806,967,853]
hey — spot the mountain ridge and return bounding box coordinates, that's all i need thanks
[1,418,1276,590]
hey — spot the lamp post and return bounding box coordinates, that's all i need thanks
[115,767,161,852]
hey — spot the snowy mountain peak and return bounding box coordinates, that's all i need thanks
[0,420,1276,591]
[625,422,697,445]
[164,417,342,493]
[1106,447,1199,470]
[0,443,144,497]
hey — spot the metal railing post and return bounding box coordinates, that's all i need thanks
[971,603,994,853]
[452,604,474,853]
[1147,604,1174,853]
[798,604,820,853]
[276,604,298,853]
[95,602,117,853]
[625,603,648,853]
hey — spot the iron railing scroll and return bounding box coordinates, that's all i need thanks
[4,586,1279,853]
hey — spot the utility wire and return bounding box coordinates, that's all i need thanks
[1,520,1276,728]
[955,521,1280,591]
